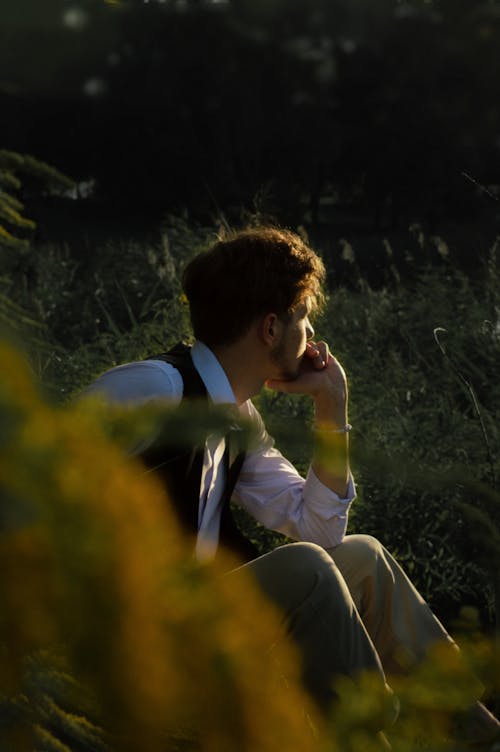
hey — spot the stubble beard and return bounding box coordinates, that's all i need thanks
[269,341,301,381]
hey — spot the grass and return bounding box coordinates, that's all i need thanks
[1,219,499,750]
[3,223,500,628]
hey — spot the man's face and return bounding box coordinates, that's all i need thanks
[269,298,315,381]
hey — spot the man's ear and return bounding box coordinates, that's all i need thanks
[259,313,282,346]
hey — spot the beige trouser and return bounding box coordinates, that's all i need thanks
[327,534,455,675]
[234,534,455,714]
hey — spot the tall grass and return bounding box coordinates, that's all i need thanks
[1,221,500,749]
[257,247,500,629]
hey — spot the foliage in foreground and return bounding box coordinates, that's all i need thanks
[1,340,500,752]
[0,340,323,752]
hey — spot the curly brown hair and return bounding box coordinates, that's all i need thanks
[182,226,325,347]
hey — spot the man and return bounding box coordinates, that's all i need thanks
[83,227,499,743]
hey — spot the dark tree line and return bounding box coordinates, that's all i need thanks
[1,0,500,241]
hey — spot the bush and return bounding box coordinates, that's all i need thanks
[0,340,323,752]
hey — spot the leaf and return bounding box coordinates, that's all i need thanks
[0,189,24,211]
[0,224,27,249]
[21,155,74,191]
[0,204,36,230]
[0,171,22,192]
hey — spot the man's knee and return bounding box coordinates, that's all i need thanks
[342,533,384,560]
[263,541,344,586]
[248,541,350,612]
[277,540,340,571]
[329,534,391,583]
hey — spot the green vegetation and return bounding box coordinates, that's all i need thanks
[1,216,500,750]
[260,243,500,625]
[4,218,500,626]
[0,150,73,250]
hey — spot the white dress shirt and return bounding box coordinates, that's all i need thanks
[82,341,356,560]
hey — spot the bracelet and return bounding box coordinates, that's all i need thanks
[314,423,352,434]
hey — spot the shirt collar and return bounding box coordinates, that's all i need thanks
[191,340,237,406]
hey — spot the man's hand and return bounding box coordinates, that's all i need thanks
[267,340,350,495]
[266,340,348,428]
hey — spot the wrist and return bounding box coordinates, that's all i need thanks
[314,423,352,434]
[314,393,348,429]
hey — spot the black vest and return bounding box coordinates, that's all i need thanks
[140,342,258,563]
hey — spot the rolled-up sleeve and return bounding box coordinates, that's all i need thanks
[232,401,356,549]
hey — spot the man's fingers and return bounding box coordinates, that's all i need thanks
[306,340,330,370]
[316,341,330,365]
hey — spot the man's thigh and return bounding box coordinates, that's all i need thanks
[233,540,349,615]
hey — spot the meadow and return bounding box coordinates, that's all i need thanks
[1,217,499,750]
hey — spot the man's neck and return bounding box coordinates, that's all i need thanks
[211,338,265,405]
